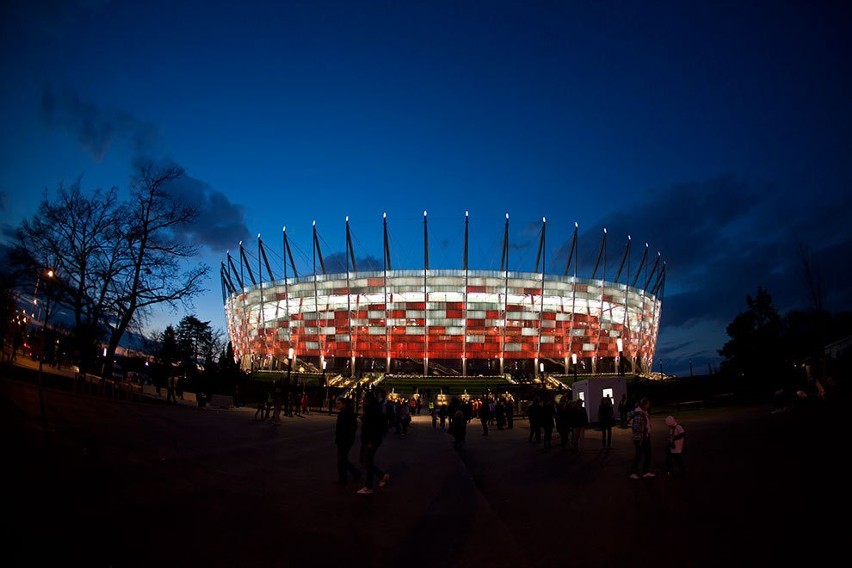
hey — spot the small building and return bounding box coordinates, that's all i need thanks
[571,376,627,423]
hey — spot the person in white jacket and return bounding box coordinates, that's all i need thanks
[664,415,686,478]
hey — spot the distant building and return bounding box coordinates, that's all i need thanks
[223,214,665,378]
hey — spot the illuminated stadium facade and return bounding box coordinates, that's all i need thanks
[222,213,665,378]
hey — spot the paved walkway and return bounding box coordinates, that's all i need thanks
[2,368,843,568]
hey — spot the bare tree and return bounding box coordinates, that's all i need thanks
[14,164,209,376]
[16,181,121,372]
[100,162,209,374]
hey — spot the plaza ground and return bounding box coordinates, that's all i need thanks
[1,363,842,568]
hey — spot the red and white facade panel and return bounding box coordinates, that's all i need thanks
[225,269,661,374]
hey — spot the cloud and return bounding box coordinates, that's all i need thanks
[324,252,382,274]
[5,0,112,39]
[548,176,852,321]
[37,85,251,254]
[41,85,158,160]
[548,176,852,374]
[154,166,251,253]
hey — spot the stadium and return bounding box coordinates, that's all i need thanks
[222,213,665,382]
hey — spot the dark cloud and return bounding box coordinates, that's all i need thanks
[545,176,852,374]
[41,85,158,160]
[4,0,111,39]
[549,176,852,314]
[37,85,251,254]
[156,167,251,253]
[323,252,382,274]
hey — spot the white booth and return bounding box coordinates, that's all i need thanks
[571,376,627,423]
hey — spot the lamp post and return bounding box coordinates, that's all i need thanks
[322,359,328,412]
[571,353,578,383]
[659,360,664,379]
[616,338,624,376]
[37,269,55,384]
[539,362,544,384]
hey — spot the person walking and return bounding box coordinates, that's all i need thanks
[450,409,466,450]
[598,395,615,449]
[357,391,389,495]
[556,396,571,452]
[478,397,491,436]
[166,375,177,404]
[569,399,588,452]
[438,403,448,431]
[629,397,655,479]
[664,415,686,478]
[271,380,284,424]
[527,397,542,443]
[255,389,272,421]
[495,398,506,430]
[399,401,411,437]
[334,397,361,485]
[541,398,556,450]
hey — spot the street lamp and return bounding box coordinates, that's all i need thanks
[571,353,578,382]
[37,268,55,384]
[322,359,329,412]
[287,347,294,385]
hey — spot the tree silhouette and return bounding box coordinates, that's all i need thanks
[719,287,785,388]
[13,163,209,376]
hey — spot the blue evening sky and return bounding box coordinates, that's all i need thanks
[2,0,850,377]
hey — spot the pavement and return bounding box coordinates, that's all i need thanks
[1,362,844,568]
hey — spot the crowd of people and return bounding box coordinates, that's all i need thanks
[325,388,687,495]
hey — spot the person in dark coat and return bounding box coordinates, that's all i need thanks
[450,409,466,450]
[478,397,491,436]
[495,398,506,430]
[556,396,571,451]
[527,397,542,443]
[334,397,361,485]
[357,391,389,494]
[569,399,588,451]
[541,398,556,449]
